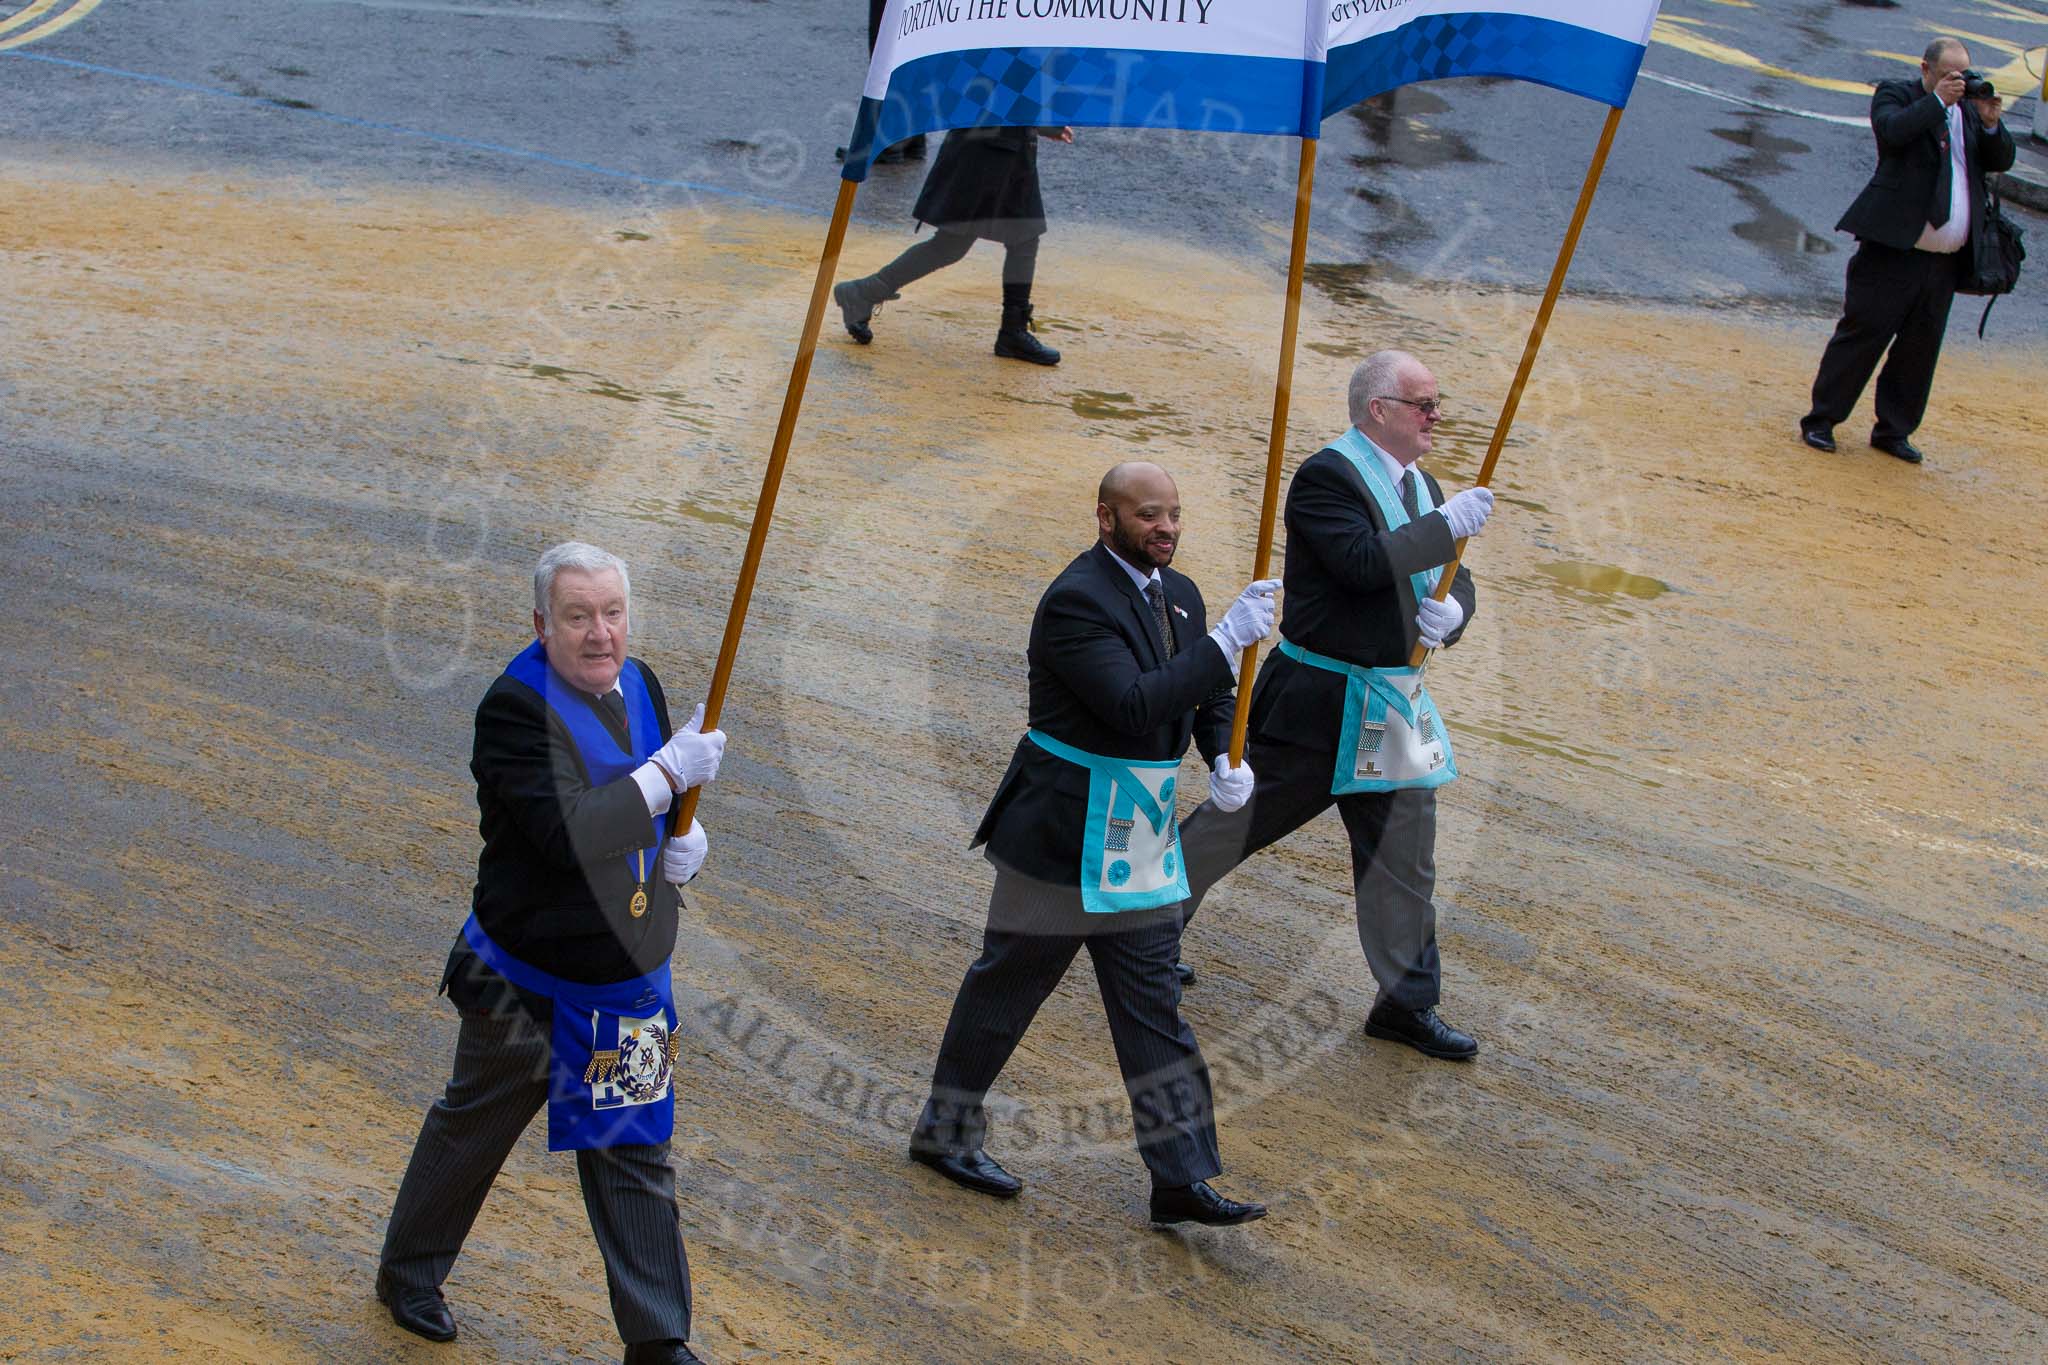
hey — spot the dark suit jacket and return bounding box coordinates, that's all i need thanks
[1837,78,2017,251]
[1252,446,1476,752]
[461,658,681,988]
[975,543,1236,886]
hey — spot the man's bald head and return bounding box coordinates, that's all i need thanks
[1096,462,1184,571]
[1098,461,1174,507]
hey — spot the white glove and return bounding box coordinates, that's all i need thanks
[653,704,725,791]
[1209,756,1255,813]
[1415,594,1465,650]
[1439,486,1495,541]
[1208,579,1282,653]
[661,819,708,885]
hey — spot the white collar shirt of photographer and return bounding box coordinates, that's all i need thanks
[1916,101,1970,256]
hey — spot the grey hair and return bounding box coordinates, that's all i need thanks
[1347,350,1423,428]
[533,541,630,630]
[1923,36,1965,66]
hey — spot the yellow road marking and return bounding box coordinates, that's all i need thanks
[1651,15,1878,97]
[0,0,67,37]
[0,0,103,51]
[1969,1,2048,32]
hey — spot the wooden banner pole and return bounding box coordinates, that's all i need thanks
[1409,105,1624,668]
[1228,136,1319,768]
[672,176,859,835]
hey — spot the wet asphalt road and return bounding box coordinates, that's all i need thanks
[3,0,2045,338]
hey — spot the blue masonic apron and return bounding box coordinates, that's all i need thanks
[1280,429,1458,796]
[1027,728,1189,915]
[470,640,677,1152]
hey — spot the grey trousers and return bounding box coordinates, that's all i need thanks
[915,871,1223,1189]
[1179,742,1443,1011]
[379,1003,693,1346]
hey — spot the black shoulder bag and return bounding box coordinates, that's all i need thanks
[1958,180,2026,338]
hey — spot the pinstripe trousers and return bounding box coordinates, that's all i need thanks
[379,1001,693,1346]
[914,871,1223,1188]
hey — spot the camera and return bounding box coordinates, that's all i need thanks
[1961,69,1996,100]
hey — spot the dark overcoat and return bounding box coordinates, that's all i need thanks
[912,125,1048,244]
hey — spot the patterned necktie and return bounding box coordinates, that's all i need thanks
[1145,581,1177,657]
[1400,467,1421,520]
[597,690,631,746]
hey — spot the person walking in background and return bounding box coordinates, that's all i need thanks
[834,122,1073,366]
[1800,36,2013,465]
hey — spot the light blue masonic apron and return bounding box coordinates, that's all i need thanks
[1026,728,1190,915]
[1280,428,1459,797]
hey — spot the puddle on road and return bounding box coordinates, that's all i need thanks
[1070,390,1178,423]
[1448,717,1647,784]
[621,495,752,530]
[1346,87,1488,172]
[1699,118,1837,260]
[1535,561,1671,600]
[1303,262,1395,310]
[496,361,718,432]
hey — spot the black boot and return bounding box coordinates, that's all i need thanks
[832,275,899,345]
[994,301,1060,366]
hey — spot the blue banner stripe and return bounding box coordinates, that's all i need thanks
[845,45,1318,181]
[1323,13,1647,116]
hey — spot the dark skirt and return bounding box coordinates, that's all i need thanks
[912,126,1048,245]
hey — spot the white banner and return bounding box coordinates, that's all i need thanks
[844,0,1326,179]
[1323,0,1663,113]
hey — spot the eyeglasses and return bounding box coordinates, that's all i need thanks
[1375,395,1444,418]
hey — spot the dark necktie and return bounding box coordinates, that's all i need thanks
[1145,581,1177,657]
[1931,108,1954,227]
[596,690,631,747]
[1400,468,1421,520]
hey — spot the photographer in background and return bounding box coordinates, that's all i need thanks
[1800,36,2014,465]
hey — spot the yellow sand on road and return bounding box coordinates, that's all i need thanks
[0,159,2042,1362]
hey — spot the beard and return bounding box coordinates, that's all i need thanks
[1110,510,1176,569]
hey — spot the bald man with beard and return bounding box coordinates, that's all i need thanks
[907,463,1278,1226]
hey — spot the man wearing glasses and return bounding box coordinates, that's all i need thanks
[1176,351,1497,1060]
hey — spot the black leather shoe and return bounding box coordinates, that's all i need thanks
[375,1268,456,1343]
[1872,434,1924,464]
[1799,424,1836,453]
[623,1340,703,1364]
[1149,1180,1267,1227]
[1365,998,1479,1060]
[1172,960,1196,987]
[909,1142,1022,1198]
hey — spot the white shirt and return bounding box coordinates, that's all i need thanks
[1104,544,1164,596]
[1356,427,1422,509]
[1915,100,1971,255]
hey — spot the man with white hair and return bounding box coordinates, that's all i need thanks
[1178,352,1495,1060]
[377,543,727,1365]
